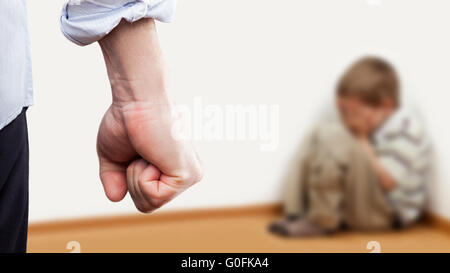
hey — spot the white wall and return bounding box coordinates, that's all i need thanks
[27,0,450,221]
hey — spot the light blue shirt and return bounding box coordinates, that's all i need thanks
[0,0,33,129]
[0,0,176,130]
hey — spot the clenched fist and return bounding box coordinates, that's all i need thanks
[97,19,202,212]
[97,101,202,212]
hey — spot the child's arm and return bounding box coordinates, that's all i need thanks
[357,138,397,192]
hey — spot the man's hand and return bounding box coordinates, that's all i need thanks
[96,19,202,212]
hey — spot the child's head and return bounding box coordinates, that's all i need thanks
[336,56,400,136]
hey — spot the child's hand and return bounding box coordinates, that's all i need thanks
[126,158,181,213]
[351,106,374,139]
[337,98,372,138]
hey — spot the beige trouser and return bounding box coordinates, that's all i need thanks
[283,122,395,231]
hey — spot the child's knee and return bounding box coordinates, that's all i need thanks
[312,122,354,165]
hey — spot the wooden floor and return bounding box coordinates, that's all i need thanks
[28,205,450,253]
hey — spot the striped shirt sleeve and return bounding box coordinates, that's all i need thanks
[375,110,430,226]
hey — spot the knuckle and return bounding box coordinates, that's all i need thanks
[137,205,155,214]
[136,205,150,214]
[149,198,166,209]
[179,166,203,185]
[192,167,203,183]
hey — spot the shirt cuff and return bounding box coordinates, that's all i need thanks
[60,0,177,46]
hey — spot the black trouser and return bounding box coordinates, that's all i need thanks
[0,108,29,253]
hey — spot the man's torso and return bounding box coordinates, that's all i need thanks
[0,0,33,130]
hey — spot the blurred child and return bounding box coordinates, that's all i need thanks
[269,57,430,236]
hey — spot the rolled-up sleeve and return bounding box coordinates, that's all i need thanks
[60,0,177,46]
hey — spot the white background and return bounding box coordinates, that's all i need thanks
[27,0,450,221]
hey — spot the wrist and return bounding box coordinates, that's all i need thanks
[109,77,168,107]
[357,137,371,147]
[99,18,167,106]
[356,134,369,141]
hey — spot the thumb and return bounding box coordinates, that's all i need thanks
[99,156,128,202]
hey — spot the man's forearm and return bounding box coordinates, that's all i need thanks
[99,19,168,107]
